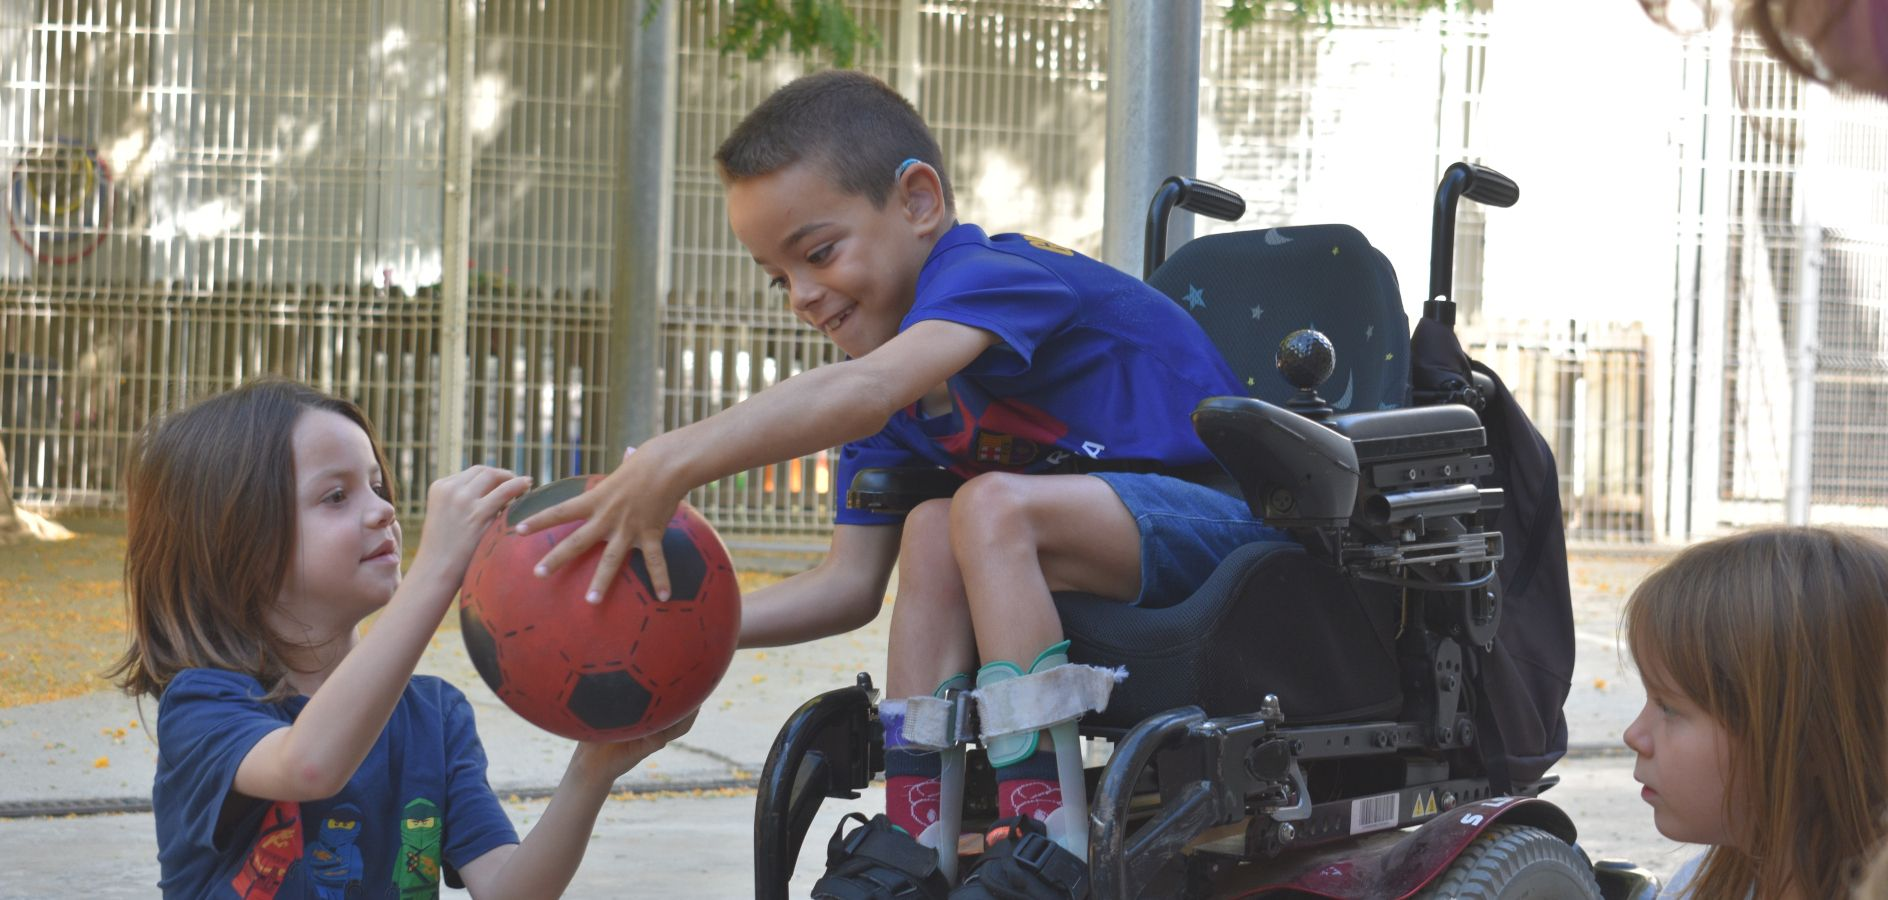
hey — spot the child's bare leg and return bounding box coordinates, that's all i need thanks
[877,498,977,858]
[948,472,1141,662]
[949,472,1139,851]
[885,498,977,697]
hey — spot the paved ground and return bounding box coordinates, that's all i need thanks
[0,552,1691,898]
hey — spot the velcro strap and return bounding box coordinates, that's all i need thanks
[1008,831,1091,895]
[828,814,941,880]
[973,664,1125,741]
[881,696,963,750]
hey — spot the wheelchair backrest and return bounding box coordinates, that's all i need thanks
[1146,223,1409,412]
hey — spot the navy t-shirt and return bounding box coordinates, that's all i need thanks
[152,669,519,899]
[834,223,1245,525]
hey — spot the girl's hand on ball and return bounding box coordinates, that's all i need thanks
[573,711,699,781]
[416,465,534,580]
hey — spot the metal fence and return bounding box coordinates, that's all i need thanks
[0,0,618,513]
[6,1,1885,544]
[1463,321,1656,544]
[1662,35,1888,536]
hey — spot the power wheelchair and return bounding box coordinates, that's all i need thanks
[753,165,1659,899]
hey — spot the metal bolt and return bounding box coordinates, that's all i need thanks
[1440,464,1454,477]
[1405,468,1419,480]
[1443,675,1458,691]
[1258,694,1283,720]
[1440,792,1457,811]
[1276,822,1297,845]
[1439,726,1454,743]
[1289,739,1303,754]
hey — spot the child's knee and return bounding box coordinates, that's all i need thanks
[948,472,1035,540]
[898,498,957,564]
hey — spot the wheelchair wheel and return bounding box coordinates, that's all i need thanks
[1414,824,1602,899]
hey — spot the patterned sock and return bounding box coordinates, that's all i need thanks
[884,748,944,840]
[994,747,1063,823]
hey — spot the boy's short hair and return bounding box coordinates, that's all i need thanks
[715,69,955,213]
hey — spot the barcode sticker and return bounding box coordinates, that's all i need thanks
[1350,792,1399,834]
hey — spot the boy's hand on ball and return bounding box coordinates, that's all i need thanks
[416,465,534,578]
[519,448,687,604]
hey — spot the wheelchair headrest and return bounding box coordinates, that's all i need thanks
[1148,224,1409,412]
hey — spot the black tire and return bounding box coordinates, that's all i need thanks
[1414,824,1602,899]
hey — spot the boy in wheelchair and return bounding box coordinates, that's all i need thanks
[747,166,1587,896]
[519,69,1294,896]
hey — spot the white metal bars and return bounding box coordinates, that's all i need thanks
[0,0,618,515]
[1677,35,1888,535]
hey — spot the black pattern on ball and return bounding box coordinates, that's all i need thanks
[566,670,655,731]
[627,527,709,601]
[461,608,504,696]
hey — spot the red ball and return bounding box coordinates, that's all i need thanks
[457,475,741,742]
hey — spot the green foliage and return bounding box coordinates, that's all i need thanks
[1214,0,1467,30]
[649,1,1470,66]
[647,0,877,68]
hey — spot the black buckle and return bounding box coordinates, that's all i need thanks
[1006,830,1091,895]
[1009,832,1057,873]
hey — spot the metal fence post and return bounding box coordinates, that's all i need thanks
[1786,83,1828,526]
[438,0,476,479]
[609,0,677,459]
[1102,0,1202,276]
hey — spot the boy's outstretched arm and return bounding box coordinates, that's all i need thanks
[454,712,696,899]
[738,522,900,647]
[521,319,996,602]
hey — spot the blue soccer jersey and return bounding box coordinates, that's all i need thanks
[152,669,518,899]
[834,223,1244,525]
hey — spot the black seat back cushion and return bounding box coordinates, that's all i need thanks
[1148,224,1409,412]
[1056,541,1401,729]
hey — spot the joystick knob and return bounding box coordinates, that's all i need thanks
[1276,329,1335,390]
[1277,329,1337,420]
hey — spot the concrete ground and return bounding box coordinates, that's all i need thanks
[0,552,1691,898]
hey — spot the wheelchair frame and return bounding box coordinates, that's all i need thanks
[752,165,1658,900]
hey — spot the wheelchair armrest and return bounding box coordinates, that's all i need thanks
[1191,396,1360,528]
[846,467,966,516]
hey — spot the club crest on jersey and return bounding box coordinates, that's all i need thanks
[975,430,1041,466]
[1022,235,1075,256]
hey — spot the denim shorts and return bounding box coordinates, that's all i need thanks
[1093,472,1287,608]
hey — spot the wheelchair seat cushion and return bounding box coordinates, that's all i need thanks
[813,813,953,900]
[1056,541,1402,730]
[1147,223,1408,412]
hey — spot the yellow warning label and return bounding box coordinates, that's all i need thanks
[1412,792,1437,818]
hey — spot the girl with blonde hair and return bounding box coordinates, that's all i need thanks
[1623,526,1888,899]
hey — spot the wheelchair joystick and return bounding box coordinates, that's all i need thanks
[1277,329,1336,421]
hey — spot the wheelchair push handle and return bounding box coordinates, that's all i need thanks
[1143,176,1247,279]
[1426,162,1520,328]
[1456,163,1518,208]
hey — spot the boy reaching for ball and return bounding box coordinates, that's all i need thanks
[522,70,1277,897]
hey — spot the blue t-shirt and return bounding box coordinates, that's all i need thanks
[834,223,1245,525]
[153,669,519,899]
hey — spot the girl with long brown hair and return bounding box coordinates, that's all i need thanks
[109,378,690,898]
[1623,526,1888,899]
